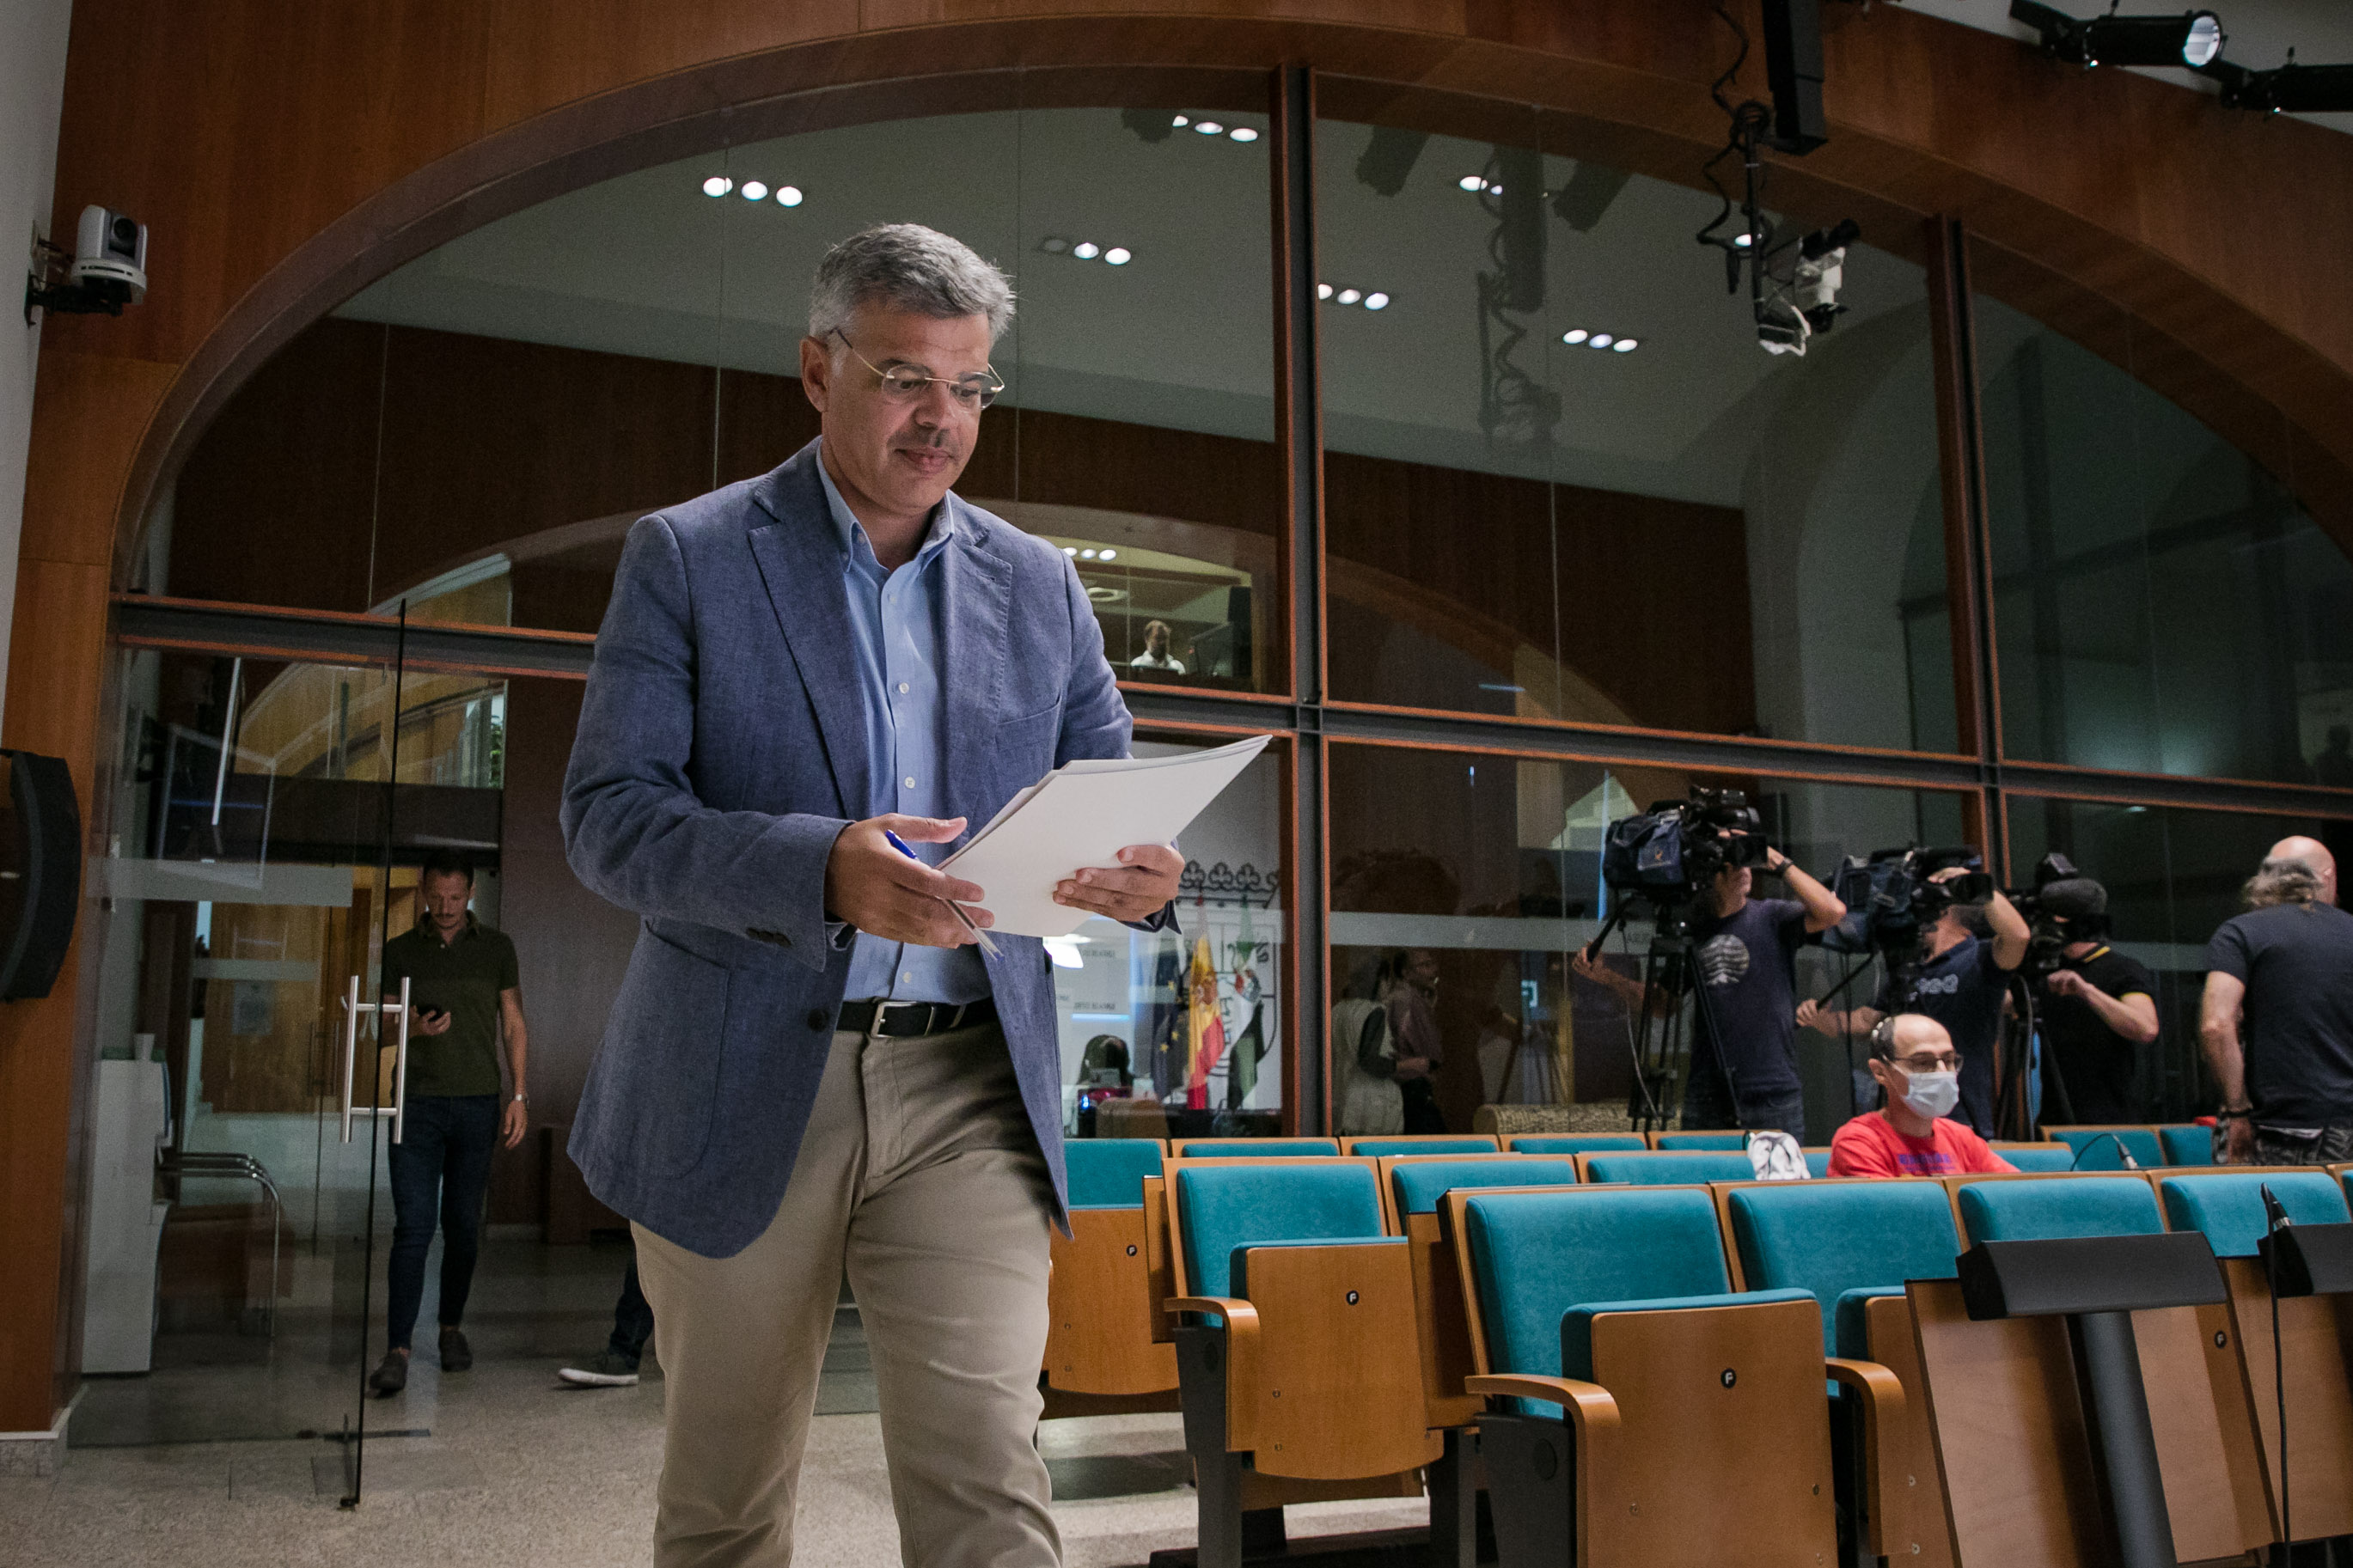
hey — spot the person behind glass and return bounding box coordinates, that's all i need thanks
[1128,618,1185,675]
[1573,842,1845,1138]
[560,223,1183,1568]
[2032,876,2159,1124]
[1800,867,2027,1138]
[1379,947,1447,1133]
[1827,1014,2017,1177]
[366,851,529,1396]
[559,1258,655,1388]
[2201,837,2353,1165]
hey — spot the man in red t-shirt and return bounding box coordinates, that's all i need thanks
[1828,1013,2017,1178]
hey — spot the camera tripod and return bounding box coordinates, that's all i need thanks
[1586,899,1739,1135]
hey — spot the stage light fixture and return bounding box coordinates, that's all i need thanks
[2011,2,2225,69]
[1550,161,1633,233]
[702,176,733,197]
[2203,56,2353,112]
[1121,108,1178,144]
[1355,125,1431,196]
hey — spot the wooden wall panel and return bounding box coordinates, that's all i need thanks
[20,352,176,570]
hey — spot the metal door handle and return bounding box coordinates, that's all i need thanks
[339,974,411,1144]
[339,975,361,1143]
[388,977,410,1145]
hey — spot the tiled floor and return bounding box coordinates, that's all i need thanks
[3,1236,1427,1565]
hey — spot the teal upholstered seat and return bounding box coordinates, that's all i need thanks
[1805,1150,1833,1178]
[1996,1144,2081,1173]
[2160,1171,2349,1258]
[2157,1126,2216,1167]
[1065,1138,1164,1209]
[1957,1175,2162,1242]
[1509,1134,1647,1155]
[1178,1138,1342,1159]
[1584,1151,1756,1185]
[1349,1136,1497,1157]
[2050,1127,2163,1170]
[1174,1162,1386,1297]
[1726,1181,1961,1356]
[1654,1132,1748,1150]
[1389,1157,1578,1217]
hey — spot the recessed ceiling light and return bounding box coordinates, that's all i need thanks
[1062,546,1079,556]
[702,175,734,197]
[1612,338,1639,353]
[1195,121,1225,136]
[1458,174,1484,192]
[1588,333,1615,348]
[1073,241,1101,259]
[1171,114,1190,128]
[1099,549,1116,561]
[1364,292,1390,310]
[741,180,768,201]
[1317,283,1334,300]
[1080,547,1098,559]
[1229,126,1259,143]
[776,186,803,207]
[1041,235,1071,253]
[1335,288,1362,305]
[1562,329,1589,345]
[1104,247,1131,265]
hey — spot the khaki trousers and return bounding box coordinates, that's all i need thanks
[633,1020,1060,1568]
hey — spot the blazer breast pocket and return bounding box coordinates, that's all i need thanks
[988,698,1063,765]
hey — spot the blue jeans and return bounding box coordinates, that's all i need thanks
[609,1259,652,1363]
[385,1094,500,1351]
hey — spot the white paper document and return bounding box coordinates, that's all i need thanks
[942,735,1272,937]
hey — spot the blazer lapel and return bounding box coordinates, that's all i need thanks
[746,449,871,818]
[938,500,1011,839]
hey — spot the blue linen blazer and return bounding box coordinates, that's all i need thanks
[561,439,1145,1258]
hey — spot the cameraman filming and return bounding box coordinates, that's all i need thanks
[1800,865,2028,1137]
[2034,876,2160,1124]
[1574,840,1844,1138]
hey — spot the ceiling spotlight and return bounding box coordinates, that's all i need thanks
[1336,288,1362,305]
[1458,174,1486,192]
[1194,120,1225,136]
[1099,549,1116,561]
[1229,127,1259,143]
[1104,247,1132,265]
[1062,546,1079,556]
[1588,333,1615,348]
[2204,57,2353,112]
[1080,548,1098,559]
[1732,232,1754,248]
[1073,241,1101,259]
[776,186,803,207]
[1041,235,1071,253]
[2010,2,2224,69]
[1364,292,1390,310]
[1561,328,1590,345]
[1172,114,1190,127]
[1317,282,1335,299]
[702,175,734,197]
[741,180,768,201]
[1612,338,1639,352]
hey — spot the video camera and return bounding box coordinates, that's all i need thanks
[1600,788,1767,906]
[2004,852,2108,979]
[1820,845,1993,955]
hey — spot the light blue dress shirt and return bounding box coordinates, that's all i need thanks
[819,446,992,1005]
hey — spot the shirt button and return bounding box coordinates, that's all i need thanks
[897,682,909,694]
[904,776,916,789]
[901,969,914,984]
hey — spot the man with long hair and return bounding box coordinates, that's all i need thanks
[2201,836,2353,1165]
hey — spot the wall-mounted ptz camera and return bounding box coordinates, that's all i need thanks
[24,204,150,322]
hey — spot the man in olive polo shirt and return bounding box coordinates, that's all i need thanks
[367,851,530,1396]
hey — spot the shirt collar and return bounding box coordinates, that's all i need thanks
[815,438,956,572]
[416,910,479,943]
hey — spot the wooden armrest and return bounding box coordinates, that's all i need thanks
[1464,1374,1622,1432]
[1825,1357,1905,1416]
[1826,1356,1908,1543]
[1164,1296,1256,1323]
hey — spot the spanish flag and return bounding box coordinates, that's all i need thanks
[1185,934,1227,1110]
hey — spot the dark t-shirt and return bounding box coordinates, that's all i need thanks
[2206,901,2353,1127]
[380,917,519,1099]
[1879,934,2011,1137]
[1684,896,1807,1104]
[2039,945,2155,1125]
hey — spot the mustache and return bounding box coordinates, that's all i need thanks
[895,428,960,455]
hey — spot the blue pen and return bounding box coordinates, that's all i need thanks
[884,830,1000,957]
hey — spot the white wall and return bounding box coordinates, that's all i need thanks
[0,0,75,735]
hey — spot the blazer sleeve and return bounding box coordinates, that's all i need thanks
[1050,550,1178,934]
[560,516,847,968]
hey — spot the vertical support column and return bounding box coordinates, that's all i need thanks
[1923,215,2008,879]
[1270,64,1329,1135]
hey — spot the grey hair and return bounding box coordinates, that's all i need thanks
[808,223,1015,346]
[2245,857,2324,910]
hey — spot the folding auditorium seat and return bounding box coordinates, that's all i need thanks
[1170,1137,1341,1158]
[1160,1156,1441,1566]
[1907,1174,2272,1567]
[1342,1134,1500,1156]
[1991,1141,2081,1172]
[1723,1177,1960,1565]
[2158,1168,2353,1544]
[1803,1147,1834,1178]
[1507,1133,1645,1155]
[2154,1124,2216,1166]
[1450,1184,1888,1566]
[2041,1124,2164,1170]
[1579,1150,1757,1185]
[1651,1129,1747,1150]
[1042,1139,1179,1419]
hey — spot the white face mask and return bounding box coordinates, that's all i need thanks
[1899,1067,1961,1121]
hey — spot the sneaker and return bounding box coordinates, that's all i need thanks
[438,1326,473,1372]
[367,1350,409,1396]
[557,1350,642,1388]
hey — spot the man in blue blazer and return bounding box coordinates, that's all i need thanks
[561,223,1181,1567]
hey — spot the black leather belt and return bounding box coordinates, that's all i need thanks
[836,996,997,1038]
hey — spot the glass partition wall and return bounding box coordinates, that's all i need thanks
[113,76,2353,1165]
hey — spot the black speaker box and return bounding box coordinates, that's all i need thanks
[0,749,83,1002]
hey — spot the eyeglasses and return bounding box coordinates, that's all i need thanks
[1891,1053,1961,1073]
[831,329,1004,410]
